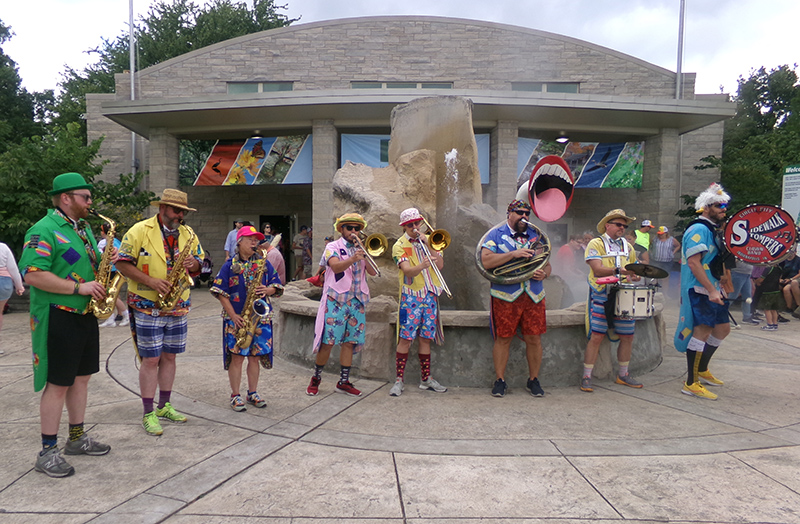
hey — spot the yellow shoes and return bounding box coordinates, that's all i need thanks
[682,381,718,400]
[698,370,724,386]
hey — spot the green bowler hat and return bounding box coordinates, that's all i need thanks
[48,172,93,196]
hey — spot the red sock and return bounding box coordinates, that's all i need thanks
[396,351,408,380]
[419,353,431,381]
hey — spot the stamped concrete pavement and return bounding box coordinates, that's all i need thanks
[0,290,799,523]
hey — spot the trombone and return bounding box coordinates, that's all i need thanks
[414,218,453,299]
[353,232,388,277]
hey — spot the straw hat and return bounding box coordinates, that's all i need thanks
[596,209,636,234]
[334,212,367,232]
[150,189,197,212]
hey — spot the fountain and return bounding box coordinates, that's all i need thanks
[275,96,664,387]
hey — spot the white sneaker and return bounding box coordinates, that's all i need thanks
[118,314,130,327]
[389,378,404,397]
[419,377,447,393]
[98,317,116,328]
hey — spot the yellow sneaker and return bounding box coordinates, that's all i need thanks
[698,370,723,386]
[681,382,718,400]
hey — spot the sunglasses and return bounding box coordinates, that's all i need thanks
[712,202,728,210]
[343,225,362,232]
[168,205,187,214]
[68,192,92,202]
[608,222,629,229]
[514,210,531,217]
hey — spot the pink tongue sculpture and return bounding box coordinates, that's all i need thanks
[533,188,567,222]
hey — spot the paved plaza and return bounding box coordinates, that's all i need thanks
[1,289,799,523]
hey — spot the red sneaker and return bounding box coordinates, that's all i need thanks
[306,376,321,396]
[335,381,362,397]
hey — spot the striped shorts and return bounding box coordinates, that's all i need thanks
[132,310,188,358]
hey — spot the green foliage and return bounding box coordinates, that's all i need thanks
[699,65,800,209]
[673,194,699,240]
[90,171,156,239]
[0,123,103,256]
[53,0,297,139]
[0,20,41,154]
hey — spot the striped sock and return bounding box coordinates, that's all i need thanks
[68,423,84,442]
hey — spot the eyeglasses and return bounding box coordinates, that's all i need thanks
[514,210,531,217]
[68,192,92,202]
[407,220,423,227]
[712,202,728,210]
[343,225,362,232]
[608,222,629,229]
[168,205,187,215]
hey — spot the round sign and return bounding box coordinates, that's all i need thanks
[723,205,798,265]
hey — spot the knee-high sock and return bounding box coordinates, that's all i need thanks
[419,353,431,381]
[698,343,719,373]
[686,351,700,385]
[395,351,408,380]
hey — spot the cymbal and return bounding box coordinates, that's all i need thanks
[625,263,669,279]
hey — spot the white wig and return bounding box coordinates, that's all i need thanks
[694,183,730,212]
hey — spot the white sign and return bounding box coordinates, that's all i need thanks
[781,164,800,224]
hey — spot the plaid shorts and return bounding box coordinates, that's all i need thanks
[132,310,188,358]
[589,290,635,336]
[321,297,366,349]
[398,292,439,341]
[491,293,546,338]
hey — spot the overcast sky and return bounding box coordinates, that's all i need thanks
[3,0,798,95]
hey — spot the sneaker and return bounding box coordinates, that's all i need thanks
[526,377,545,397]
[335,381,362,397]
[580,377,593,392]
[698,370,724,386]
[491,378,507,397]
[98,316,116,328]
[792,308,800,320]
[246,392,267,408]
[34,447,75,478]
[761,324,778,331]
[118,314,130,327]
[389,378,404,397]
[142,411,163,436]
[230,395,246,412]
[777,314,790,323]
[306,376,321,396]
[419,377,447,393]
[115,314,123,322]
[155,402,187,423]
[752,311,764,320]
[732,322,742,330]
[742,317,760,325]
[64,434,111,456]
[681,381,718,400]
[616,374,643,388]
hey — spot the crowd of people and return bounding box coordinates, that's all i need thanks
[10,172,792,478]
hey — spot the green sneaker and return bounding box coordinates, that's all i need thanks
[142,411,163,436]
[155,402,187,423]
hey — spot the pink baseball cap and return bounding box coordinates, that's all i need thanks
[236,225,265,242]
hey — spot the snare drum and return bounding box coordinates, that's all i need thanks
[614,284,655,319]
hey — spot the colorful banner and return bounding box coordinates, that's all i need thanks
[194,135,312,186]
[518,138,644,189]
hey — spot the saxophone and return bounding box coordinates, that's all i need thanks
[233,246,273,350]
[89,210,124,320]
[155,220,196,311]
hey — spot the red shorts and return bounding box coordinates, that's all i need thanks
[491,294,546,338]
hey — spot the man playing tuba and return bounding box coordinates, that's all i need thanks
[211,226,283,411]
[116,189,203,436]
[480,200,551,398]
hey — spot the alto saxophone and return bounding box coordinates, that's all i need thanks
[233,246,273,351]
[89,210,124,320]
[155,220,196,311]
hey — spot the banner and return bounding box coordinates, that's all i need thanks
[194,135,312,185]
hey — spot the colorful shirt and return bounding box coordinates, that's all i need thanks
[319,238,369,306]
[680,217,721,296]
[118,215,203,316]
[392,233,443,298]
[585,234,637,299]
[481,222,545,303]
[210,253,283,316]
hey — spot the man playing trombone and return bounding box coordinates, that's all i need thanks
[388,208,448,397]
[306,213,377,397]
[480,200,551,398]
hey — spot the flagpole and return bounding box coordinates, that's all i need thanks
[129,0,137,175]
[675,0,686,99]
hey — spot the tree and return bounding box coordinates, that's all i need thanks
[0,20,40,154]
[54,0,297,137]
[698,65,800,211]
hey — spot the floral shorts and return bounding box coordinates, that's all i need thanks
[321,297,366,349]
[398,292,438,341]
[491,293,546,338]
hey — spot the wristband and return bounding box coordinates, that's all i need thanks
[73,282,80,295]
[614,267,620,276]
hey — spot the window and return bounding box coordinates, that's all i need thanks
[227,82,293,94]
[512,82,579,94]
[350,81,453,89]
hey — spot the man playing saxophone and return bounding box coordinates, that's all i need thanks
[480,200,551,398]
[116,189,203,436]
[210,226,283,411]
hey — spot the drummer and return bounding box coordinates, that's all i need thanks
[580,209,642,393]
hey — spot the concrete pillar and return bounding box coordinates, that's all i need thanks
[487,121,519,212]
[642,129,680,227]
[311,120,338,256]
[147,127,180,198]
